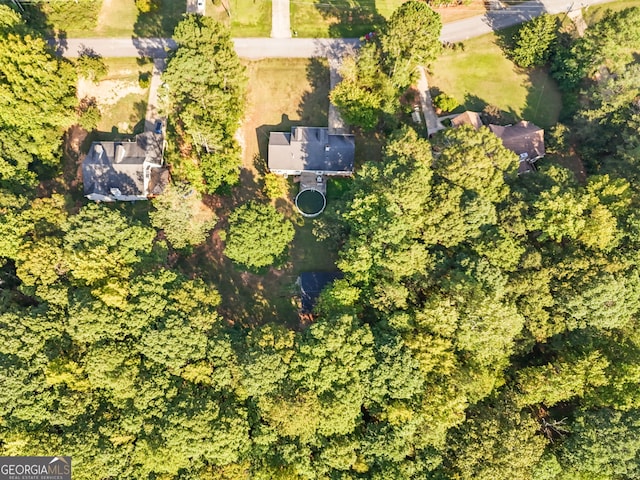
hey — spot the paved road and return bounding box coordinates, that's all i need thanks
[53,0,616,59]
[441,0,612,42]
[55,37,361,59]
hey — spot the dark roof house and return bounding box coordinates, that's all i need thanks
[297,271,343,313]
[451,111,482,130]
[82,132,169,202]
[489,121,545,174]
[268,127,355,176]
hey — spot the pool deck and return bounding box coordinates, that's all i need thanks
[299,172,327,194]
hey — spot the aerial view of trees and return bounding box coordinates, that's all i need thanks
[0,5,77,188]
[163,14,247,194]
[331,0,441,130]
[223,201,295,270]
[149,183,217,250]
[1,3,640,480]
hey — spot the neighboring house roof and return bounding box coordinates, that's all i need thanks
[489,121,545,161]
[451,111,482,130]
[82,132,168,201]
[268,127,355,174]
[298,271,343,313]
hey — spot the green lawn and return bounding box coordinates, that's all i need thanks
[32,0,186,38]
[291,0,387,37]
[583,0,640,25]
[429,32,562,128]
[229,0,271,36]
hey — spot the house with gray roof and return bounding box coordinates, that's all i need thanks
[268,127,355,176]
[82,132,169,202]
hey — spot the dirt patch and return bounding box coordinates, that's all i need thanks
[77,77,146,107]
[435,0,487,24]
[37,125,89,199]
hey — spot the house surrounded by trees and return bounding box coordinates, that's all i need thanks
[489,121,545,174]
[82,132,169,202]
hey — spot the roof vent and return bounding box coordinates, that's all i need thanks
[325,144,330,152]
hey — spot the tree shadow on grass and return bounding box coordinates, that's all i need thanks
[133,1,185,38]
[314,0,387,38]
[521,68,562,128]
[298,58,331,124]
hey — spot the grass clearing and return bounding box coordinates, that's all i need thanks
[32,0,186,38]
[206,0,271,36]
[79,58,153,135]
[429,31,562,128]
[583,0,640,25]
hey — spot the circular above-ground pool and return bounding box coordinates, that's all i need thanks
[295,188,327,218]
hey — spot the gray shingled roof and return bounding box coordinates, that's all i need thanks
[268,127,355,173]
[82,133,166,198]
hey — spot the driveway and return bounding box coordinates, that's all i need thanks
[271,0,291,38]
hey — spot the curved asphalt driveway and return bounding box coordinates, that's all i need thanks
[53,0,616,59]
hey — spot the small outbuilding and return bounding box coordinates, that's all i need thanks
[82,132,169,202]
[451,111,483,130]
[489,121,545,174]
[268,127,355,176]
[297,271,343,313]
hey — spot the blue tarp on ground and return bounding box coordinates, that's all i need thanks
[299,271,343,313]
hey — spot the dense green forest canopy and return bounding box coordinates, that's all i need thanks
[2,5,640,480]
[0,5,77,189]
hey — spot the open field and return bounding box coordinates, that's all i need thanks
[77,58,153,135]
[428,31,562,128]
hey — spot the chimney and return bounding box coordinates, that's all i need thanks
[115,144,126,163]
[93,143,103,160]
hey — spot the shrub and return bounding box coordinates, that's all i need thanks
[76,52,107,83]
[138,72,151,88]
[263,173,289,199]
[433,93,459,113]
[77,96,101,131]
